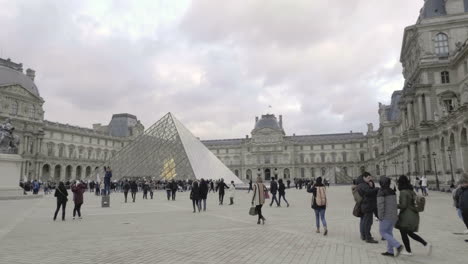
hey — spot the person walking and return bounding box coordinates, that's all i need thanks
[71,181,86,220]
[216,179,229,205]
[199,178,209,211]
[357,172,379,243]
[228,181,236,205]
[377,176,403,257]
[248,179,253,193]
[130,180,138,203]
[165,181,172,201]
[103,167,112,196]
[209,180,215,193]
[420,176,428,196]
[396,175,431,256]
[171,180,178,201]
[308,177,327,235]
[456,176,468,242]
[251,176,267,225]
[190,180,201,213]
[269,177,280,207]
[278,179,289,207]
[123,180,130,203]
[53,182,68,221]
[142,182,149,199]
[149,181,154,199]
[454,177,468,234]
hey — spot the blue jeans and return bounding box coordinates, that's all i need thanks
[360,212,373,240]
[314,208,327,229]
[379,219,401,254]
[104,183,110,195]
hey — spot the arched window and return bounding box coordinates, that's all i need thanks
[441,71,450,84]
[11,100,18,115]
[434,33,449,55]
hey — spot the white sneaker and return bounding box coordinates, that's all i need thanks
[400,251,413,256]
[425,243,432,256]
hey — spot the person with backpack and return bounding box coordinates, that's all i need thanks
[377,176,403,257]
[308,177,328,235]
[395,175,431,256]
[278,179,290,207]
[357,172,379,243]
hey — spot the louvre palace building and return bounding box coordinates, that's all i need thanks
[1,0,468,186]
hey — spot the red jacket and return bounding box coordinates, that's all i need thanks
[72,183,86,204]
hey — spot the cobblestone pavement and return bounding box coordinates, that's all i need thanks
[0,186,466,264]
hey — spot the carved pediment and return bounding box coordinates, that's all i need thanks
[0,85,41,102]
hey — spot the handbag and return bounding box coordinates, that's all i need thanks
[249,206,258,216]
[352,201,362,217]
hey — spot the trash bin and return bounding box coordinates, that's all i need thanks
[101,195,110,207]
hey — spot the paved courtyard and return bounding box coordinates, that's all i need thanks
[0,186,466,264]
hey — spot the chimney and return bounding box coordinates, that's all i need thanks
[279,115,283,128]
[245,135,249,139]
[255,116,259,123]
[26,68,36,81]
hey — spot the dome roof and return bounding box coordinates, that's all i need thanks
[254,114,281,131]
[0,65,40,97]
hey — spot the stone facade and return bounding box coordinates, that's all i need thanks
[368,0,468,187]
[0,58,144,182]
[202,114,368,183]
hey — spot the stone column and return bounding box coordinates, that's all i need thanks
[407,103,414,128]
[60,165,66,181]
[404,146,409,175]
[453,130,463,172]
[421,139,429,174]
[418,96,425,123]
[425,95,432,120]
[402,112,407,131]
[410,142,416,175]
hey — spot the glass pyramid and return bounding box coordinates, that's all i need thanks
[108,113,243,183]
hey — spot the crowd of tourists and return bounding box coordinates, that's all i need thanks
[25,165,468,258]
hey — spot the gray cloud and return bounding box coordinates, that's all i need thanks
[0,0,422,138]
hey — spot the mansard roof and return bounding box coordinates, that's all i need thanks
[0,65,40,97]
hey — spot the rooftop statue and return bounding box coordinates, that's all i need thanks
[0,119,20,154]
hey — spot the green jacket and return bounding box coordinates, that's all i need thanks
[395,189,420,232]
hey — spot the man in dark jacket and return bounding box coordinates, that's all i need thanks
[357,172,379,243]
[269,177,280,207]
[216,179,229,205]
[123,180,130,203]
[458,176,468,242]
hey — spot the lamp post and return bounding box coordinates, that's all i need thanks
[422,155,426,178]
[432,152,440,191]
[447,146,455,188]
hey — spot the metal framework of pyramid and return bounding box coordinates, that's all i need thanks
[108,113,242,183]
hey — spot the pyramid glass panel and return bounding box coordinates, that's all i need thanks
[108,113,242,183]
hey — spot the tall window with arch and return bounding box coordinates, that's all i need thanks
[434,33,449,56]
[29,104,35,119]
[441,71,450,84]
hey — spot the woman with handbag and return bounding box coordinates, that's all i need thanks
[251,176,267,224]
[53,181,68,221]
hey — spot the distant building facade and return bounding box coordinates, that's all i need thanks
[202,114,368,183]
[0,58,144,182]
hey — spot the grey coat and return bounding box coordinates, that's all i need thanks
[377,176,398,222]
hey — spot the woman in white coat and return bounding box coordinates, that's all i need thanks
[228,181,236,205]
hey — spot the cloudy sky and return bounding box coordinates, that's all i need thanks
[0,0,422,139]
